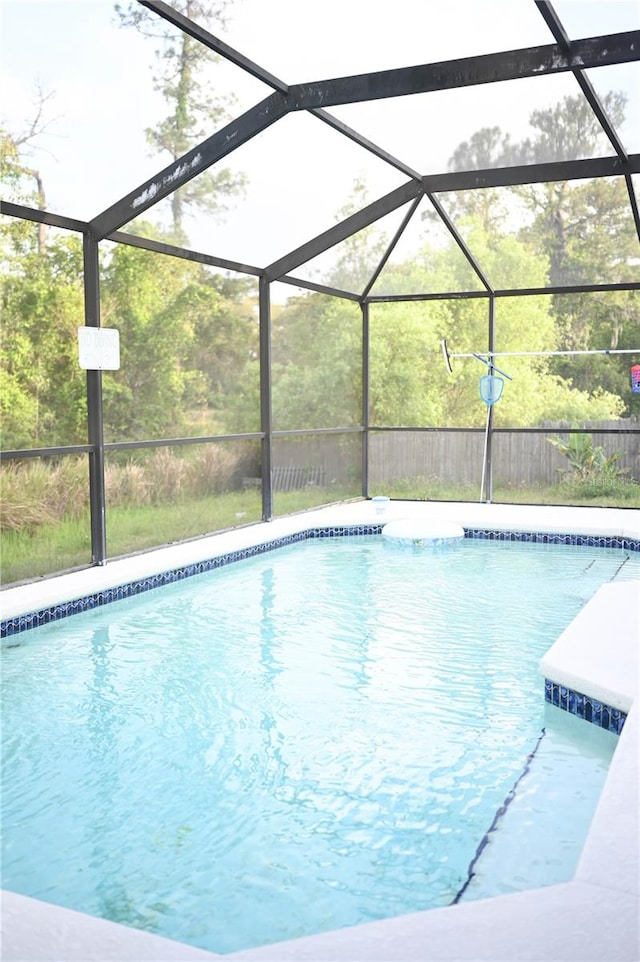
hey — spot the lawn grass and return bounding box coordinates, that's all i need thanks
[1,514,93,585]
[382,477,640,508]
[0,485,356,586]
[1,492,263,586]
[2,481,637,587]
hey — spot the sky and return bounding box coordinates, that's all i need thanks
[1,0,639,279]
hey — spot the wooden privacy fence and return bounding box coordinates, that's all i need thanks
[242,421,639,490]
[369,420,640,487]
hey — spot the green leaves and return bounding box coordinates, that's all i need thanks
[101,240,257,442]
[545,429,638,501]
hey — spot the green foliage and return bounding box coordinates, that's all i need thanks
[254,204,629,434]
[547,430,627,482]
[369,299,453,426]
[558,474,639,502]
[101,241,192,439]
[99,234,258,442]
[550,290,640,418]
[269,294,362,430]
[1,230,87,448]
[442,93,640,421]
[0,212,258,451]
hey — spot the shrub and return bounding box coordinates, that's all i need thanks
[547,430,628,482]
[0,461,56,531]
[559,475,639,501]
[185,444,239,497]
[0,457,88,531]
[144,448,190,503]
[105,462,152,506]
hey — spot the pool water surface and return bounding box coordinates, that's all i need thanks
[2,536,634,954]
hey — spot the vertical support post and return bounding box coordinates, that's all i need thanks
[259,275,273,520]
[361,300,370,498]
[83,233,107,564]
[484,295,496,503]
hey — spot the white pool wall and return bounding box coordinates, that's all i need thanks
[1,501,639,961]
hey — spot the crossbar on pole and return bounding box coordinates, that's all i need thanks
[445,344,639,361]
[440,339,639,371]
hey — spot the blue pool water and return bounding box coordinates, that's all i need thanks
[2,537,636,954]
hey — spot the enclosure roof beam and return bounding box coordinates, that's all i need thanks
[265,155,640,283]
[93,2,420,241]
[286,31,640,110]
[139,0,290,94]
[107,230,263,277]
[535,2,628,162]
[274,275,363,302]
[422,154,640,192]
[310,109,422,182]
[0,200,87,234]
[366,280,640,303]
[361,196,424,299]
[89,92,289,240]
[426,194,493,293]
[265,180,424,281]
[89,26,638,241]
[624,174,640,246]
[140,1,422,181]
[357,191,494,299]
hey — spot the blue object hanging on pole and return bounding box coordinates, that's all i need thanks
[479,374,504,406]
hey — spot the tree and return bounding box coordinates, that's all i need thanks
[443,93,640,418]
[270,293,362,431]
[445,126,514,235]
[1,232,87,449]
[511,96,640,413]
[116,0,246,241]
[0,88,57,255]
[369,298,451,426]
[1,113,89,450]
[513,95,632,287]
[100,222,258,441]
[101,238,193,440]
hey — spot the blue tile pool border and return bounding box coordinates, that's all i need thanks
[464,528,640,552]
[0,526,380,638]
[2,525,638,639]
[544,679,627,735]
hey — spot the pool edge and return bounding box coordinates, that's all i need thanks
[2,502,639,961]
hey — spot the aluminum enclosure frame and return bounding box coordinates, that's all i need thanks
[1,0,639,571]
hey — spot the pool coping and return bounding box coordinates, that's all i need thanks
[1,501,639,961]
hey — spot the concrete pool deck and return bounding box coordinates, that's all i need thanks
[1,501,639,961]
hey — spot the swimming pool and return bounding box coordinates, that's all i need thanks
[2,520,637,957]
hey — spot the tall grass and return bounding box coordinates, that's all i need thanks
[2,485,358,585]
[1,446,252,535]
[0,446,259,584]
[1,458,89,531]
[2,450,637,586]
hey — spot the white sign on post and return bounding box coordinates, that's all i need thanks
[78,327,121,370]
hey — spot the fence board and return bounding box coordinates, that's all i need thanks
[369,421,639,487]
[247,422,639,491]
